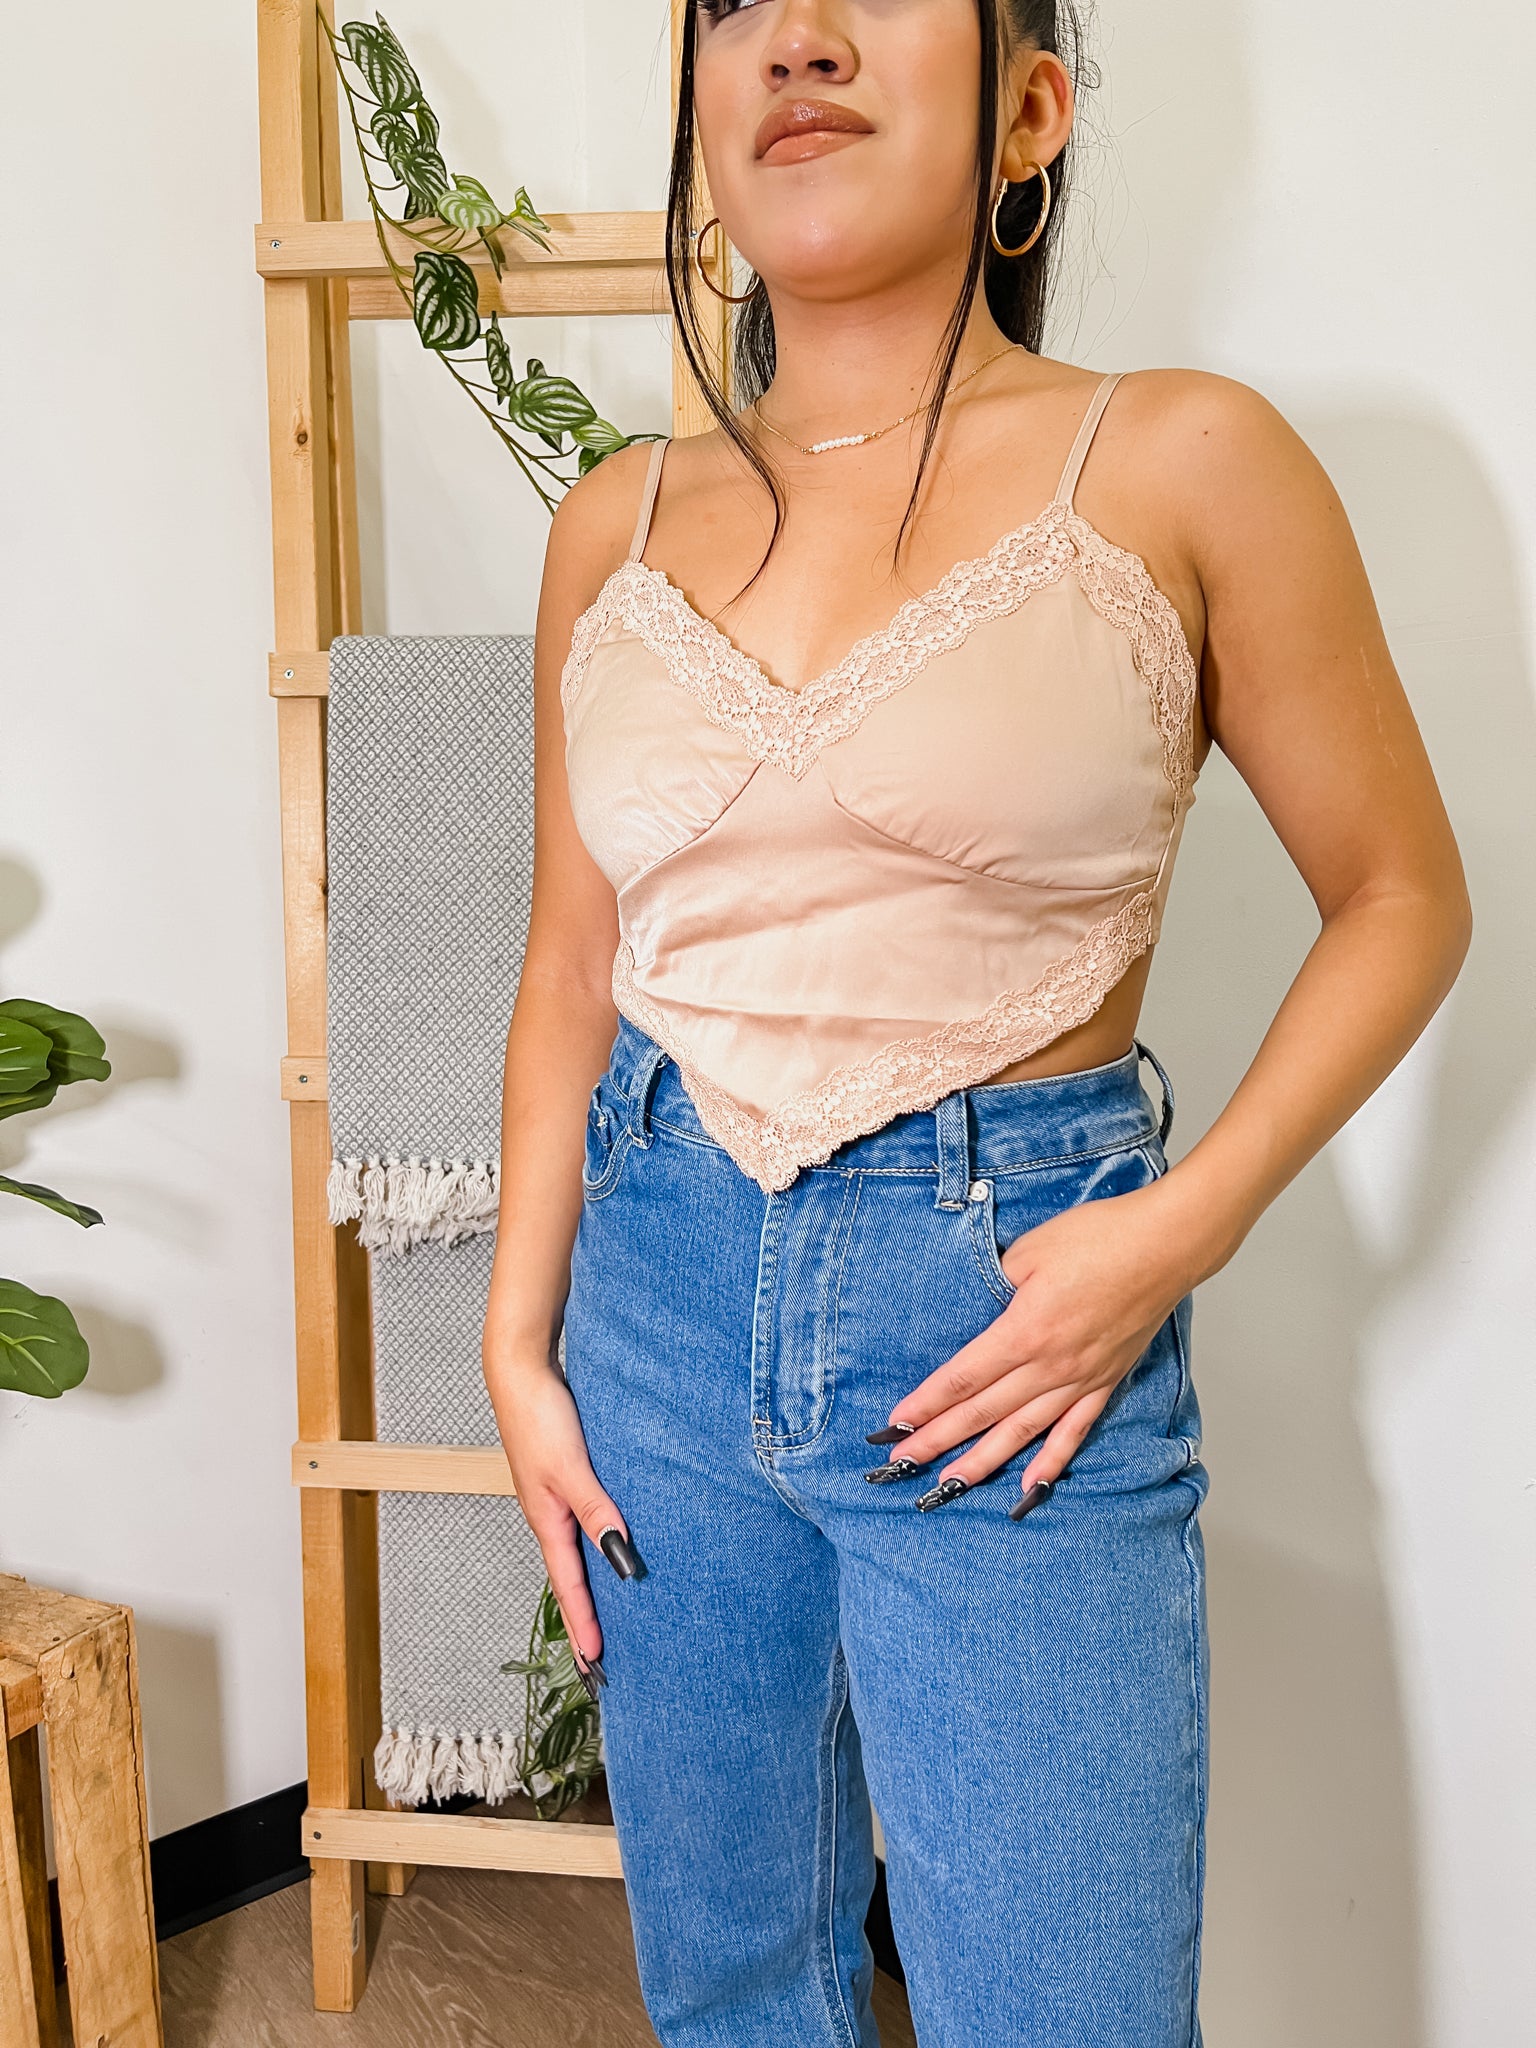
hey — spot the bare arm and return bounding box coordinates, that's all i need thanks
[480,439,656,1668]
[881,372,1473,1493]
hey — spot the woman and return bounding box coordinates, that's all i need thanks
[482,2,1470,2042]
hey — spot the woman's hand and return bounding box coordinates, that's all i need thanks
[878,1174,1206,1502]
[484,1356,632,1671]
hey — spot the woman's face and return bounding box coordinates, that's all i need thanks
[691,0,1062,303]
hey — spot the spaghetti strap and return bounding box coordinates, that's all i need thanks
[626,437,672,562]
[1051,371,1126,510]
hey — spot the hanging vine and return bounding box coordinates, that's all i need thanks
[324,8,655,513]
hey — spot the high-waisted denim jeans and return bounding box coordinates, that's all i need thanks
[562,1013,1209,2048]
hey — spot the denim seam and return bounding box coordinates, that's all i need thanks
[1179,1476,1208,2047]
[580,1122,634,1202]
[1161,1216,1206,2046]
[827,1128,1159,1178]
[966,1185,1017,1309]
[823,1173,861,1437]
[814,1644,862,2048]
[768,1173,860,1451]
[751,1446,823,1524]
[748,1193,784,1431]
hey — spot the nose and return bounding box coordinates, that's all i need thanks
[759,0,858,90]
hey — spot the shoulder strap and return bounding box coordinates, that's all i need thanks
[1051,371,1126,509]
[626,437,671,562]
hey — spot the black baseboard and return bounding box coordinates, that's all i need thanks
[110,1772,905,1981]
[150,1779,311,1940]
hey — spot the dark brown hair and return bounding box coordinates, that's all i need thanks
[666,1,1093,589]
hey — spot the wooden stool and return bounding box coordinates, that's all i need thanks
[0,1573,163,2048]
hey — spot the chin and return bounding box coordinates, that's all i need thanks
[741,215,920,297]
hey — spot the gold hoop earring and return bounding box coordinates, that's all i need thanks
[693,216,757,305]
[989,161,1052,258]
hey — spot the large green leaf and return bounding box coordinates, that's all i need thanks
[533,1705,594,1774]
[0,1280,89,1398]
[0,1080,58,1124]
[341,21,421,111]
[504,369,598,443]
[0,999,110,1086]
[412,249,480,351]
[536,1773,587,1821]
[0,1174,103,1228]
[570,417,628,455]
[0,1014,51,1097]
[438,174,501,233]
[397,143,449,214]
[369,108,416,164]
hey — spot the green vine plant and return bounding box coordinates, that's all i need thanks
[324,8,656,513]
[501,1582,604,1821]
[0,1001,111,1399]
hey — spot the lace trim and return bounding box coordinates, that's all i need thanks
[560,501,1200,798]
[610,889,1158,1195]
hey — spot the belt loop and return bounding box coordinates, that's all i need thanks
[623,1039,669,1147]
[1133,1039,1175,1145]
[933,1090,972,1209]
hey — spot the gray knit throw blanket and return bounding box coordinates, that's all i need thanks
[325,634,576,1807]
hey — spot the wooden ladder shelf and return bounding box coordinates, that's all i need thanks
[254,0,726,2009]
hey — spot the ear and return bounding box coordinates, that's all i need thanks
[997,46,1073,185]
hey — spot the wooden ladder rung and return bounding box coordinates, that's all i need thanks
[269,649,331,697]
[280,1054,327,1100]
[303,1805,623,1878]
[257,213,669,319]
[257,212,666,276]
[293,1441,517,1497]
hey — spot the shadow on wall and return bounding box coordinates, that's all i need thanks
[0,857,231,1840]
[1142,405,1534,2048]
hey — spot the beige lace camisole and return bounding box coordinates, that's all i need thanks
[560,370,1202,1195]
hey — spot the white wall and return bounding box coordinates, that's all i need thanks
[1,3,1529,2041]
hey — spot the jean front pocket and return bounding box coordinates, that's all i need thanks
[966,1176,1019,1309]
[581,1075,634,1202]
[965,1138,1167,1313]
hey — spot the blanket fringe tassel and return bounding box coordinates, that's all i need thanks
[327,1154,499,1255]
[373,1725,553,1809]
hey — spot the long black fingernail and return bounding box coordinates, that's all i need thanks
[578,1650,609,1688]
[915,1475,970,1511]
[864,1457,921,1484]
[865,1421,917,1444]
[1008,1480,1054,1522]
[573,1661,601,1703]
[598,1526,647,1580]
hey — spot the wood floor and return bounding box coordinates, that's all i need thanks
[153,1793,918,2045]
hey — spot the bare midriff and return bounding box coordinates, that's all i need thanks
[975,949,1154,1088]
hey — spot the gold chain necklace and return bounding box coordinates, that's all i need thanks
[751,341,1019,457]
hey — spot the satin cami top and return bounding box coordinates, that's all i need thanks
[561,370,1202,1194]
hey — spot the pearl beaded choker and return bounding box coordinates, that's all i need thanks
[750,342,1019,457]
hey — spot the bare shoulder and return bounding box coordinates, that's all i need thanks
[1108,366,1345,553]
[540,436,657,611]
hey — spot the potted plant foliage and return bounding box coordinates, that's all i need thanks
[0,999,111,1399]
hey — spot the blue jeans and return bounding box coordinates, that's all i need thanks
[562,1014,1208,2047]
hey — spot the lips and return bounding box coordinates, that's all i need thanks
[754,97,874,163]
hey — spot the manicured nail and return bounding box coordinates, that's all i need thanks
[576,1649,609,1688]
[864,1457,921,1484]
[598,1526,647,1580]
[1008,1480,1054,1522]
[915,1475,971,1511]
[865,1421,917,1445]
[573,1660,601,1703]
